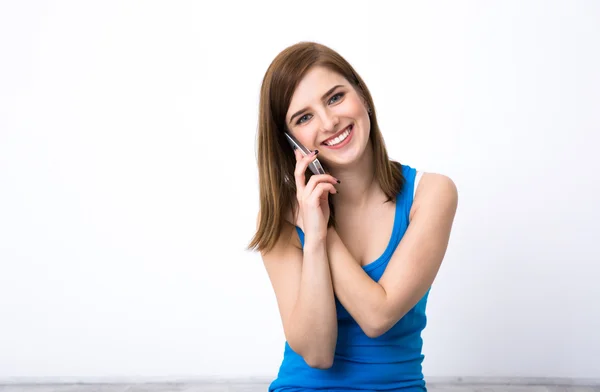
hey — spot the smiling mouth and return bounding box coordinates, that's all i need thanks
[322,124,353,147]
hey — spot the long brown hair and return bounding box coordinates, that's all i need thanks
[247,41,405,253]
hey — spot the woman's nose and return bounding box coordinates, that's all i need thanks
[320,111,340,132]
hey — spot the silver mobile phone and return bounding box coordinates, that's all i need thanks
[285,132,326,175]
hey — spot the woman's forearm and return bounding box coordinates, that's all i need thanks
[287,236,338,369]
[326,227,389,338]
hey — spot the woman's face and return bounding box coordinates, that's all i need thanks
[285,66,370,169]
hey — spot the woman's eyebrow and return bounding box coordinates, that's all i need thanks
[288,84,345,125]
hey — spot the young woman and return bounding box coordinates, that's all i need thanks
[248,41,458,392]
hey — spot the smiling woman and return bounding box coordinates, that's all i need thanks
[248,41,458,392]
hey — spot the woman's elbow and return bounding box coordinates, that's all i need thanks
[305,353,334,369]
[364,326,386,339]
[363,317,393,339]
[292,343,334,369]
[288,333,335,369]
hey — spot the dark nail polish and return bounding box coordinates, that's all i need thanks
[313,149,319,155]
[336,179,341,184]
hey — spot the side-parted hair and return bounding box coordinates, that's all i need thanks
[247,41,405,253]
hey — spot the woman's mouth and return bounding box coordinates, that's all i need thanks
[322,124,354,149]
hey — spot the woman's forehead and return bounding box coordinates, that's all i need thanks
[294,67,346,96]
[287,68,349,115]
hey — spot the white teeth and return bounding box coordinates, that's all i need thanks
[325,126,352,146]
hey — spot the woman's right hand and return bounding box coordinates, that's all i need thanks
[293,148,339,240]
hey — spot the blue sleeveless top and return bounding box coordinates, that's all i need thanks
[269,164,429,392]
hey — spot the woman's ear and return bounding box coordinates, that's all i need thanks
[359,95,371,114]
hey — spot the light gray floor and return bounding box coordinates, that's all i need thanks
[0,384,599,392]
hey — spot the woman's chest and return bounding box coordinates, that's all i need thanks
[335,201,396,267]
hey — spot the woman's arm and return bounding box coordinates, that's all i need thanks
[262,222,337,368]
[326,173,458,338]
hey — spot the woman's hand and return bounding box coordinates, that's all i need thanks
[293,148,339,240]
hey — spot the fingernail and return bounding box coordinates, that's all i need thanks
[336,179,341,184]
[313,149,319,155]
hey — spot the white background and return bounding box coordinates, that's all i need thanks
[1,0,599,382]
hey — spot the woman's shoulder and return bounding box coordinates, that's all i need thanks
[416,172,456,193]
[398,164,450,198]
[283,205,303,250]
[410,171,458,219]
[255,208,302,254]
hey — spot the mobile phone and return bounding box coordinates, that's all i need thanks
[284,132,326,175]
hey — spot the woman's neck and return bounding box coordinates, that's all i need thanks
[330,140,382,209]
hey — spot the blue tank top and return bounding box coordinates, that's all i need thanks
[269,164,429,392]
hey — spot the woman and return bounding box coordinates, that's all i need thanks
[248,41,458,392]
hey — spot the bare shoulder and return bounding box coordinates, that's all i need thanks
[255,208,301,251]
[415,172,458,198]
[411,172,458,220]
[256,207,303,279]
[261,219,302,259]
[259,210,302,280]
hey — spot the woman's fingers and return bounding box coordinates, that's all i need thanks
[306,183,338,206]
[303,174,339,197]
[293,147,303,162]
[294,149,318,197]
[293,148,340,202]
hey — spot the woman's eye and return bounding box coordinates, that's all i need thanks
[297,114,311,125]
[295,93,344,125]
[329,92,344,104]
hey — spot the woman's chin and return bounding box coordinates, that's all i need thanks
[322,149,363,169]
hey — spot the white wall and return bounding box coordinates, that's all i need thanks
[1,0,599,382]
